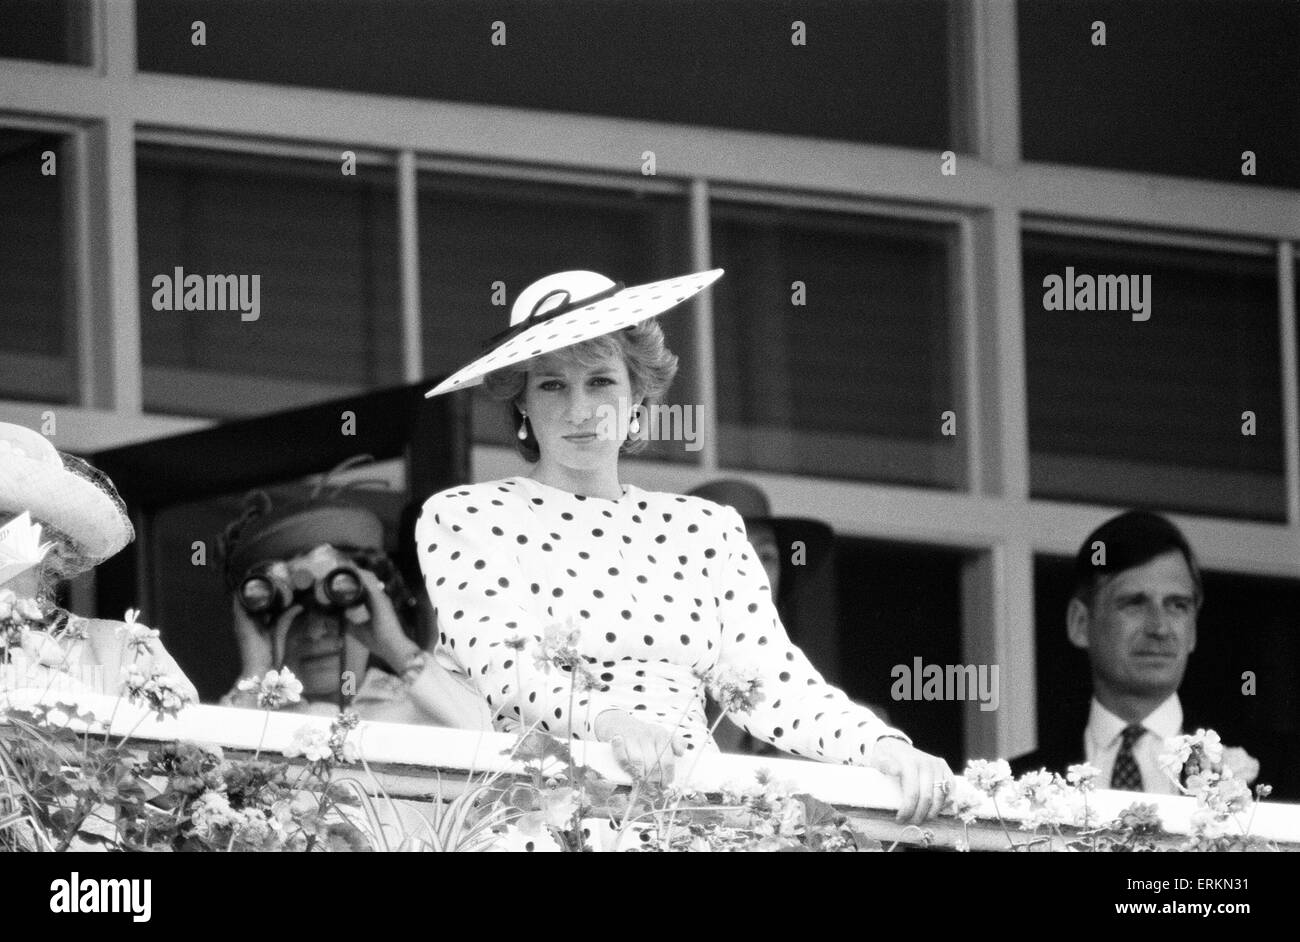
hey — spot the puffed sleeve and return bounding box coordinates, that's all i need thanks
[415,489,622,739]
[711,506,909,765]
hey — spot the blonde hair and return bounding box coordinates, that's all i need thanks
[481,319,679,462]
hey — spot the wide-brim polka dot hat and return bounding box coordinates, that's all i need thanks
[424,268,724,398]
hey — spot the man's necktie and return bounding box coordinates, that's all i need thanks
[1110,724,1145,791]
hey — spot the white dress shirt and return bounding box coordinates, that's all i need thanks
[1083,694,1183,795]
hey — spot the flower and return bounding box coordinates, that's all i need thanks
[943,776,986,824]
[540,786,580,830]
[705,666,766,716]
[15,597,43,622]
[503,634,530,652]
[1066,763,1101,789]
[1189,807,1234,842]
[190,790,240,839]
[535,618,582,673]
[121,664,193,718]
[964,758,1013,794]
[115,618,160,656]
[1116,802,1162,833]
[284,724,333,762]
[20,628,66,667]
[1221,747,1260,785]
[238,667,304,710]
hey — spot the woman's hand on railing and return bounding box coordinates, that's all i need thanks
[594,709,687,789]
[868,737,956,826]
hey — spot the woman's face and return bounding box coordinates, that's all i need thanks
[282,608,369,701]
[521,350,637,473]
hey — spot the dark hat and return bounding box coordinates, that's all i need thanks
[686,478,833,602]
[217,457,390,588]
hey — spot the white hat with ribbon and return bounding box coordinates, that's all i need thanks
[0,422,134,575]
[425,268,723,398]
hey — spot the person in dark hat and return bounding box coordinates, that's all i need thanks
[685,479,832,609]
[216,478,488,728]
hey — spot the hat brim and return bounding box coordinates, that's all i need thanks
[0,454,133,570]
[425,268,724,398]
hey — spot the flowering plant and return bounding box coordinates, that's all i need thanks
[954,737,1278,852]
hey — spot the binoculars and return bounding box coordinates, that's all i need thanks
[237,545,370,621]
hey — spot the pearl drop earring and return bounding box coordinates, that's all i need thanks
[517,412,529,441]
[629,408,641,436]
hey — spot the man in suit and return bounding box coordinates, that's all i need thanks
[1011,510,1253,794]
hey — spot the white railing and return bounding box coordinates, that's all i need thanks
[3,682,1299,851]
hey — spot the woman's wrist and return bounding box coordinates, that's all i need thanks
[397,648,429,685]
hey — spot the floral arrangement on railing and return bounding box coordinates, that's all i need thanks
[0,612,1285,852]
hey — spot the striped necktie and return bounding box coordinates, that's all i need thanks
[1110,724,1146,791]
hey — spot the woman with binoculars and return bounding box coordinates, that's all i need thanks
[218,488,488,728]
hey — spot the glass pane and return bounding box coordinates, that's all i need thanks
[138,0,967,151]
[417,173,697,464]
[711,202,962,486]
[1019,0,1300,190]
[835,538,967,765]
[0,0,92,65]
[0,129,76,403]
[1024,233,1285,521]
[1034,555,1300,802]
[137,145,403,418]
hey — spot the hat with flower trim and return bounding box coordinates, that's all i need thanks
[0,421,134,575]
[424,268,723,398]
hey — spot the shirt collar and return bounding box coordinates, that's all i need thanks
[1087,692,1183,749]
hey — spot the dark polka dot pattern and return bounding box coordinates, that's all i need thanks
[414,475,904,765]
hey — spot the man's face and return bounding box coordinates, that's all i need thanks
[1071,550,1199,700]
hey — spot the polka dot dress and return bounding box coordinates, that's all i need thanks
[415,476,908,765]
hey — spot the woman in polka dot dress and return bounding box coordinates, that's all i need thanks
[418,269,954,824]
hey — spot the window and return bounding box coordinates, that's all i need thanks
[1023,231,1285,521]
[711,201,963,486]
[137,145,403,418]
[834,538,967,764]
[1034,554,1300,801]
[1019,0,1300,190]
[0,129,76,404]
[138,0,968,151]
[0,0,92,65]
[417,172,697,463]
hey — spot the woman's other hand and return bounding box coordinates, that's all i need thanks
[868,737,955,825]
[344,569,420,671]
[594,709,687,788]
